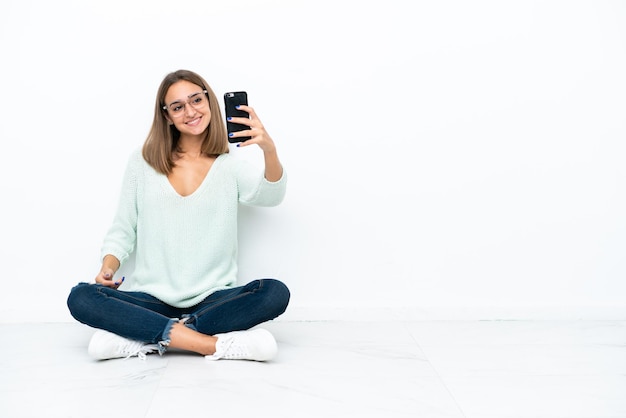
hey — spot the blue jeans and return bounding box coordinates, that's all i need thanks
[67,279,290,349]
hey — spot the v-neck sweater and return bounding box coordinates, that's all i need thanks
[101,148,287,308]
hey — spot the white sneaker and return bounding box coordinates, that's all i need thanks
[205,328,277,361]
[88,330,159,360]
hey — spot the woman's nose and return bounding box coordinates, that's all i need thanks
[184,103,197,116]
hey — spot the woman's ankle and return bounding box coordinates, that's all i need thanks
[169,322,217,355]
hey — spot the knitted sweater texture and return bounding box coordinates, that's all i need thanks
[101,149,287,308]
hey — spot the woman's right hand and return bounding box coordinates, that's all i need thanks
[95,255,122,288]
[95,269,121,288]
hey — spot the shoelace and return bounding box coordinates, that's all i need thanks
[217,337,250,360]
[119,340,157,360]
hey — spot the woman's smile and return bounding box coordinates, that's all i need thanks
[185,116,202,126]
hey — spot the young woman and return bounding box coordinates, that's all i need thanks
[67,69,289,361]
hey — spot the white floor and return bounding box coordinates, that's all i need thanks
[1,320,625,418]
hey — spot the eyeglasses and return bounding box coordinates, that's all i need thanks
[162,90,209,117]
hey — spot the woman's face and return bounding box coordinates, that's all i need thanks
[163,80,212,138]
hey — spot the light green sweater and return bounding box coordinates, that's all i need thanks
[101,149,287,308]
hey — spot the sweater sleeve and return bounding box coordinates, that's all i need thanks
[100,150,140,265]
[236,159,287,207]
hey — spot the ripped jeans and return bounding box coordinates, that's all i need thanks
[67,279,290,351]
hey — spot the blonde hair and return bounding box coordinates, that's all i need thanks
[142,69,229,174]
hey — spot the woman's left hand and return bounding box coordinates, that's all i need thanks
[229,105,276,153]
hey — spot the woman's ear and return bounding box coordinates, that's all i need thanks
[164,112,174,125]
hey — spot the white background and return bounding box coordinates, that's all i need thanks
[1,0,624,322]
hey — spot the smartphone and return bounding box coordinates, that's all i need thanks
[224,91,251,143]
